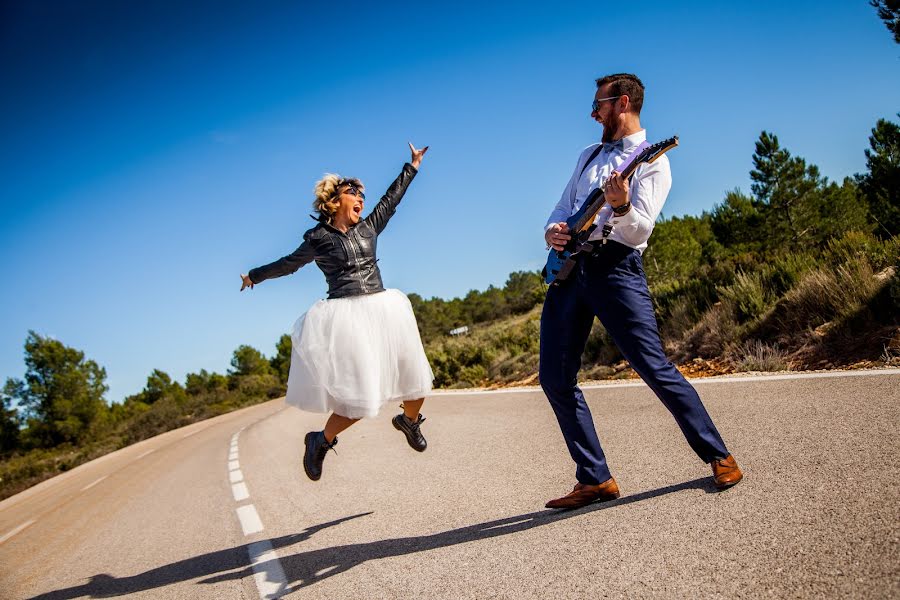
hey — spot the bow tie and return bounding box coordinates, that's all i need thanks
[602,140,625,153]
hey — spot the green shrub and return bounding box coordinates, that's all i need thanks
[825,230,899,270]
[717,271,771,322]
[762,253,817,297]
[456,364,489,387]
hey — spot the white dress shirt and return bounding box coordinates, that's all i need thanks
[544,129,671,254]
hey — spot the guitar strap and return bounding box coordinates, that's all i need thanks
[561,147,604,258]
[571,145,605,206]
[564,144,610,258]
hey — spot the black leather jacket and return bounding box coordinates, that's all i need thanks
[248,163,417,299]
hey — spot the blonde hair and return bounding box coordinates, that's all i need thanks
[312,174,364,222]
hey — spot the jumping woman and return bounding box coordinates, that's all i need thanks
[240,143,433,481]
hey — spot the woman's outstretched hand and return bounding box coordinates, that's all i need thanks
[240,274,254,291]
[409,142,429,170]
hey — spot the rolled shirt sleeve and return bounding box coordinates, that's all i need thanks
[608,155,672,249]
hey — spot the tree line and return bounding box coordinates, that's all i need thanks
[1,333,295,455]
[0,332,295,499]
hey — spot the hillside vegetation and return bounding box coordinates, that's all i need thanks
[411,126,900,386]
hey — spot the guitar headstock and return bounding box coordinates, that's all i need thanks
[638,136,679,165]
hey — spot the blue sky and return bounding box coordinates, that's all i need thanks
[2,1,898,404]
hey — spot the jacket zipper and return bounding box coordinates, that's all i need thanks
[345,234,366,291]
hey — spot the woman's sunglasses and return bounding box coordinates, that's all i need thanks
[345,187,366,200]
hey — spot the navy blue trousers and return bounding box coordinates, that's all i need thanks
[539,241,729,485]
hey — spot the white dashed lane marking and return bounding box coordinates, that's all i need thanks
[232,482,250,502]
[236,504,264,536]
[229,416,289,598]
[248,540,289,599]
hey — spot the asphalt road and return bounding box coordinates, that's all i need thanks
[1,370,898,599]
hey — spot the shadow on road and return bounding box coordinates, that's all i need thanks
[25,513,369,599]
[29,477,717,598]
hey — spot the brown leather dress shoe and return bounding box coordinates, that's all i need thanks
[711,454,743,489]
[545,478,621,509]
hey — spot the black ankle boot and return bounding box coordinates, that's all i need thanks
[303,431,337,481]
[392,413,427,452]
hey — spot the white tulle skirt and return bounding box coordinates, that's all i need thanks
[285,289,434,419]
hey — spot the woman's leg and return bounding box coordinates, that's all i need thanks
[402,398,425,420]
[323,413,359,442]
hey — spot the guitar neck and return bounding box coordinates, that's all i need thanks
[572,188,605,233]
[570,140,651,233]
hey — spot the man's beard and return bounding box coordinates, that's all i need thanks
[601,120,619,143]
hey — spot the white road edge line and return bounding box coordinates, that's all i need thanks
[432,368,900,395]
[0,519,36,544]
[229,460,240,471]
[248,540,289,599]
[80,475,108,492]
[136,449,156,459]
[183,425,210,438]
[229,470,244,484]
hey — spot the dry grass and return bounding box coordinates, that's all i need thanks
[679,302,740,359]
[732,340,791,372]
[773,258,881,332]
[659,294,704,350]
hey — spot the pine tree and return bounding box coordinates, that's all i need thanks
[871,0,900,44]
[857,116,900,238]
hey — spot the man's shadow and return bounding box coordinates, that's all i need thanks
[30,477,719,599]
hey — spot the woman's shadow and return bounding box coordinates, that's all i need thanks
[30,477,718,599]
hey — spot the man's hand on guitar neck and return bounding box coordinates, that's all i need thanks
[604,170,632,214]
[545,222,571,251]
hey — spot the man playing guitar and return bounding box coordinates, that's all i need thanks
[541,73,743,509]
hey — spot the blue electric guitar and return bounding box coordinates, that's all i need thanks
[542,136,679,286]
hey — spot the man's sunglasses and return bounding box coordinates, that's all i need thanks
[592,95,621,112]
[345,187,366,200]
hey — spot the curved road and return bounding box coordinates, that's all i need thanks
[1,370,898,599]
